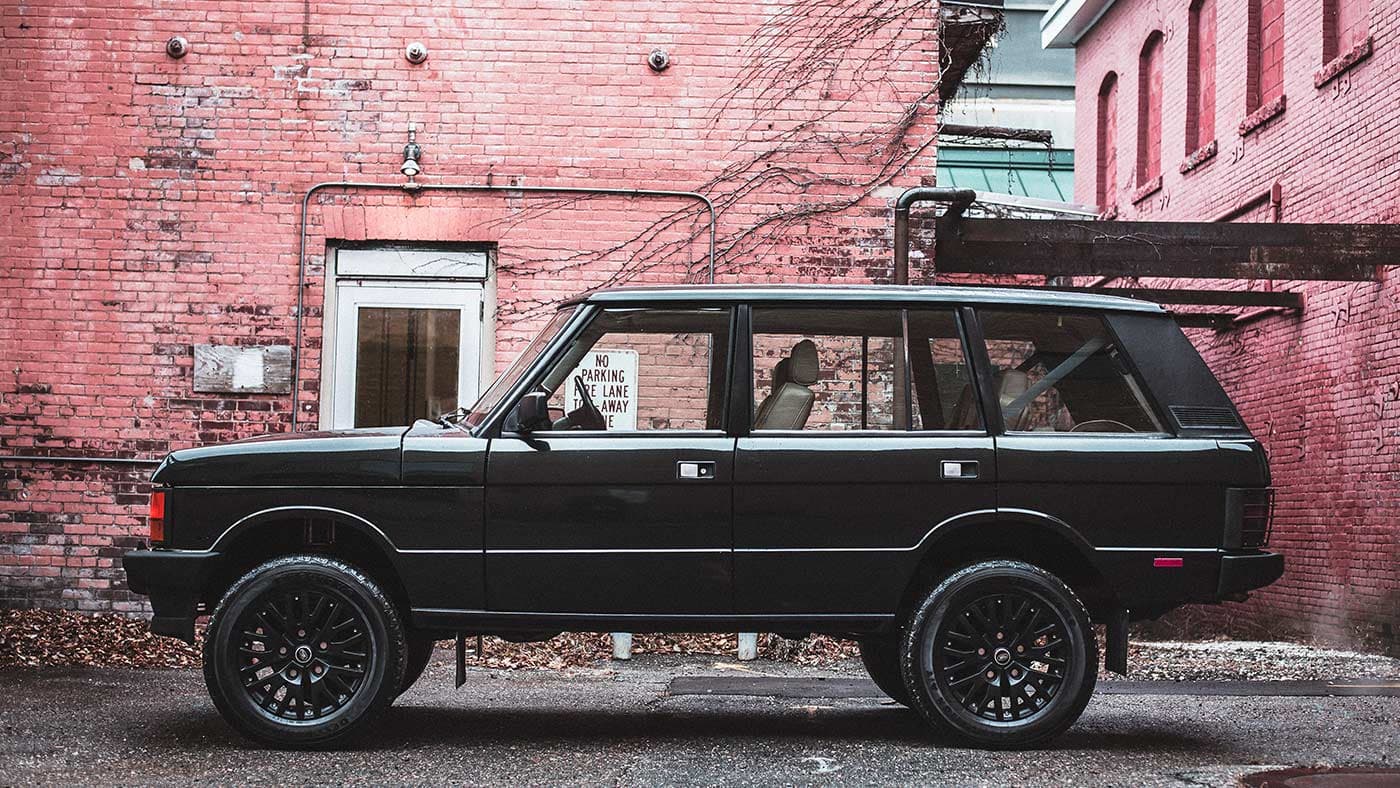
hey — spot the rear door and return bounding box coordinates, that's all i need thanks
[733,306,996,616]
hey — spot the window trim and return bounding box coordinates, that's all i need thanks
[967,306,1173,438]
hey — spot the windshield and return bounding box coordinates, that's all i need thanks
[464,306,579,428]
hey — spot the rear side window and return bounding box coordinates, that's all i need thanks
[751,308,903,431]
[977,310,1163,433]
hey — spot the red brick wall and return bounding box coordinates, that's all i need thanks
[0,2,942,610]
[1075,0,1399,645]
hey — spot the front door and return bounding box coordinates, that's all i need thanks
[485,306,736,615]
[332,281,482,428]
[734,306,997,616]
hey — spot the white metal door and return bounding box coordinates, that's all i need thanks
[332,281,482,429]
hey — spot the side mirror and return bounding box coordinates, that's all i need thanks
[507,391,551,432]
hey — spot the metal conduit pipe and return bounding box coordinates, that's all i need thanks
[293,181,718,429]
[892,187,978,285]
[0,454,161,466]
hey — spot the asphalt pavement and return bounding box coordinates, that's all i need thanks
[1,655,1397,786]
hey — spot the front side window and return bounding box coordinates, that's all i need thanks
[751,308,903,431]
[529,307,730,431]
[978,310,1163,434]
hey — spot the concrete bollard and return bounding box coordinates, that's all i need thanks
[737,632,758,661]
[611,632,633,660]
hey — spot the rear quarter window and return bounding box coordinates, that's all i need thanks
[977,309,1164,434]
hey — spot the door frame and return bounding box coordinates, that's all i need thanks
[320,244,494,430]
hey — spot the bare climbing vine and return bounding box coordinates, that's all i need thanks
[468,0,1001,322]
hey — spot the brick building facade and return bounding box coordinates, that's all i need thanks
[1045,0,1399,645]
[1,2,1007,611]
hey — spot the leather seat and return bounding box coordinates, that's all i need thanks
[754,340,818,430]
[949,369,1033,430]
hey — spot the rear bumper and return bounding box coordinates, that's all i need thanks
[1217,550,1285,598]
[122,550,221,643]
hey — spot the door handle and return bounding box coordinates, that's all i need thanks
[941,460,979,480]
[677,461,717,480]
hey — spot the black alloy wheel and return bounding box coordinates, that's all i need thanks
[234,587,372,721]
[900,560,1097,748]
[932,589,1068,722]
[204,555,405,748]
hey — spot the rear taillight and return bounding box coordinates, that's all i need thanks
[1240,488,1274,548]
[148,491,166,544]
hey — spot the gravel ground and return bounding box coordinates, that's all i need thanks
[0,656,1396,786]
[1110,640,1400,681]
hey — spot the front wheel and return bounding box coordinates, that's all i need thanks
[899,560,1097,748]
[203,555,407,748]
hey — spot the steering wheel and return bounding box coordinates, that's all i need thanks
[567,376,607,431]
[1070,419,1136,433]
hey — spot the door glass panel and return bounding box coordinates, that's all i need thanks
[751,308,903,431]
[354,307,461,427]
[532,307,731,431]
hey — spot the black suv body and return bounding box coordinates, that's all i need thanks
[124,285,1282,748]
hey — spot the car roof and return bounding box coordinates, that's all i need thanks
[566,284,1166,314]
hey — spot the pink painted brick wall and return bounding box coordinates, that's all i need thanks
[1074,0,1399,645]
[0,2,941,610]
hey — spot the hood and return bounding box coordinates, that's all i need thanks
[152,426,408,487]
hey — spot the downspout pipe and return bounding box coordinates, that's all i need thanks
[293,181,717,429]
[892,187,977,285]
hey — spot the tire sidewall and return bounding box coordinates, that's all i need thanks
[900,560,1097,748]
[204,555,405,748]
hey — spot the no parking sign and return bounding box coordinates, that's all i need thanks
[566,349,638,430]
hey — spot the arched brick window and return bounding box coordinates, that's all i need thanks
[1186,0,1216,153]
[1247,0,1284,111]
[1096,72,1119,211]
[1324,0,1369,61]
[1136,33,1164,185]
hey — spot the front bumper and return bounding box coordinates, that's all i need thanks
[122,550,222,643]
[1217,550,1285,598]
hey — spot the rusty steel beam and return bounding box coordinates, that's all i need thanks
[934,217,1389,280]
[1170,313,1239,330]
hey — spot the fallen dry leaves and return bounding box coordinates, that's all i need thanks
[0,609,859,670]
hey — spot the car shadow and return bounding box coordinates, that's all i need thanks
[135,702,1213,755]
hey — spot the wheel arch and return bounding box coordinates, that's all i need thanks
[899,509,1118,621]
[203,507,411,617]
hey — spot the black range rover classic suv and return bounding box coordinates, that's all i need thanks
[124,285,1282,748]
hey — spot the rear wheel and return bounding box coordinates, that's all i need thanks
[203,555,406,748]
[899,560,1097,748]
[858,638,913,707]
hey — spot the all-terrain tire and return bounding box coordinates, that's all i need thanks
[203,555,407,749]
[898,560,1097,748]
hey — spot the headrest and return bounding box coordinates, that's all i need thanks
[789,340,819,385]
[997,369,1030,405]
[771,357,791,389]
